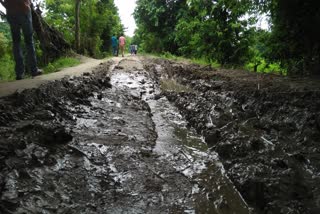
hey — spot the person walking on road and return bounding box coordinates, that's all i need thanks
[119,35,126,57]
[130,44,135,56]
[0,0,42,80]
[134,44,138,55]
[111,35,118,56]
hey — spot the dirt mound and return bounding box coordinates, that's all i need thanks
[0,63,113,213]
[144,58,320,214]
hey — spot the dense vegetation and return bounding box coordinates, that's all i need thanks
[133,0,320,76]
[1,0,319,80]
[0,0,123,80]
[45,0,123,57]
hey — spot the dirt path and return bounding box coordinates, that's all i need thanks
[0,56,319,214]
[0,57,251,213]
[0,56,119,98]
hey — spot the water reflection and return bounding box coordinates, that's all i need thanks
[110,61,252,214]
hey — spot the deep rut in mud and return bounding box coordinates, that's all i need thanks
[0,58,250,214]
[1,57,319,214]
[142,58,320,214]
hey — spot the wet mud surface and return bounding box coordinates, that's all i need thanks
[0,57,319,214]
[142,58,320,214]
[1,58,251,214]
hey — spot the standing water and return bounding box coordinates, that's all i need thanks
[110,58,252,214]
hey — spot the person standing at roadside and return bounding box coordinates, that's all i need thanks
[111,34,118,56]
[119,35,126,57]
[0,0,42,80]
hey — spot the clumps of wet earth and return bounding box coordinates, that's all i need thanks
[0,57,319,214]
[143,58,320,214]
[0,58,251,214]
[0,62,115,213]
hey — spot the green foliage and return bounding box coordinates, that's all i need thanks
[134,0,319,76]
[44,0,123,58]
[180,0,254,66]
[160,51,181,61]
[245,28,287,75]
[251,0,320,75]
[0,22,11,41]
[43,57,80,74]
[0,55,15,81]
[134,0,187,54]
[190,58,221,69]
[135,0,255,66]
[0,23,15,81]
[245,59,286,75]
[0,56,80,81]
[0,32,8,58]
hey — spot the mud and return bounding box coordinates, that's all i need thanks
[0,58,252,214]
[1,57,319,214]
[142,58,320,214]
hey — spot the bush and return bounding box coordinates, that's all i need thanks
[0,55,15,81]
[245,59,287,75]
[0,33,8,58]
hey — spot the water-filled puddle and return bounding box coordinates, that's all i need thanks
[110,61,252,214]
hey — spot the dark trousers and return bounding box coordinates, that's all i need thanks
[112,46,118,56]
[7,11,38,78]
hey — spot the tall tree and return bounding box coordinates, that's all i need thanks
[134,0,187,53]
[134,0,254,65]
[269,0,320,75]
[75,0,81,52]
[176,0,254,65]
[249,0,320,75]
[45,0,123,57]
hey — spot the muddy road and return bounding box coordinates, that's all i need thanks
[0,57,319,214]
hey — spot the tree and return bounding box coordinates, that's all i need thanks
[45,0,123,57]
[251,0,320,75]
[134,0,254,65]
[75,0,81,52]
[134,0,187,54]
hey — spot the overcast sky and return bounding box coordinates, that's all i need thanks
[114,0,137,37]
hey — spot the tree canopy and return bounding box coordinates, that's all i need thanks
[45,0,123,57]
[1,0,319,76]
[134,0,320,75]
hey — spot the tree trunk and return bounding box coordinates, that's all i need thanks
[31,6,71,64]
[75,0,81,52]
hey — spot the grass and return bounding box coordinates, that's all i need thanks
[0,55,15,81]
[189,57,220,68]
[0,56,81,82]
[43,57,81,74]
